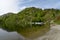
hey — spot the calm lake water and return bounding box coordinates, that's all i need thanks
[0,29,25,40]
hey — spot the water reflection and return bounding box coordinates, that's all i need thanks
[0,29,25,40]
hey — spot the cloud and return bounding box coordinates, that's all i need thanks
[42,1,60,9]
[20,0,33,3]
[20,6,26,10]
[0,0,60,15]
[53,2,60,8]
[0,0,33,15]
[0,0,20,15]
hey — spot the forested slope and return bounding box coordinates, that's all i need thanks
[0,7,60,38]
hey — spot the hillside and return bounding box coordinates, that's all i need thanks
[0,7,60,39]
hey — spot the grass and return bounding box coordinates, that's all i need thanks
[54,16,60,24]
[54,19,60,24]
[54,20,60,24]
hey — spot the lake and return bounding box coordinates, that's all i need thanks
[0,28,25,40]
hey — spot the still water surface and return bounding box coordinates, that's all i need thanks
[0,29,25,40]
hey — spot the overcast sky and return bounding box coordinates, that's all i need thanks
[0,0,60,15]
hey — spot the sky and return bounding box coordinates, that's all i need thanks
[0,0,60,15]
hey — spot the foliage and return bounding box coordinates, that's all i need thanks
[0,7,60,31]
[0,7,60,38]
